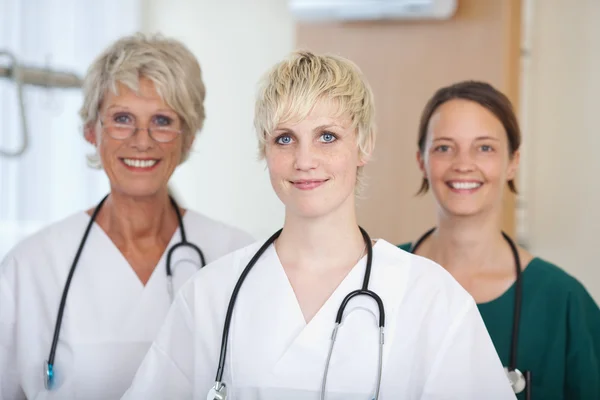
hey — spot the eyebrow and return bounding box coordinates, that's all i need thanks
[274,123,344,132]
[106,104,127,111]
[105,105,176,115]
[432,135,500,142]
[313,123,344,132]
[273,127,293,134]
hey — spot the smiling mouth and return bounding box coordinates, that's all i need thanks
[120,158,160,169]
[291,179,328,190]
[446,181,483,190]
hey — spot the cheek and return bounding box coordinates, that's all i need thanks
[97,136,121,160]
[265,151,290,179]
[328,145,358,170]
[340,155,359,179]
[170,144,183,163]
[161,140,185,166]
[425,155,448,179]
[480,156,508,182]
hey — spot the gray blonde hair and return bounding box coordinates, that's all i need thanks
[254,50,376,190]
[80,32,206,167]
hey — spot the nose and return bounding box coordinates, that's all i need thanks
[293,142,319,171]
[130,127,155,151]
[452,149,476,173]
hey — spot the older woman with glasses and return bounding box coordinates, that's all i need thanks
[0,33,253,400]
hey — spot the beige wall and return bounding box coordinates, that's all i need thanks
[141,0,295,239]
[297,0,521,244]
[139,0,600,305]
[521,0,600,301]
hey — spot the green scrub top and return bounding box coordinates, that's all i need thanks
[398,243,600,399]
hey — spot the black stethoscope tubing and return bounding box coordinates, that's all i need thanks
[409,227,530,397]
[44,194,205,389]
[210,226,384,398]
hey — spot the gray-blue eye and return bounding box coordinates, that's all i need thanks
[320,132,336,143]
[276,135,292,145]
[153,115,173,127]
[113,113,134,125]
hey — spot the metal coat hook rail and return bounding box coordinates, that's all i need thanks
[0,50,83,158]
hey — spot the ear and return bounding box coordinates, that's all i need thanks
[84,123,98,146]
[357,131,375,167]
[416,150,426,175]
[507,149,520,181]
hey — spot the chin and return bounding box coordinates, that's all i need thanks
[113,184,166,199]
[285,200,335,219]
[444,208,482,218]
[440,200,494,218]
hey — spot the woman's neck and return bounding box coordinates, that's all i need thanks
[275,204,367,274]
[92,189,179,246]
[424,211,509,273]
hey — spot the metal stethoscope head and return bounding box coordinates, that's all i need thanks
[207,383,228,400]
[505,367,527,394]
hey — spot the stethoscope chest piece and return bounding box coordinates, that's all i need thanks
[207,383,227,400]
[505,367,526,394]
[44,361,54,390]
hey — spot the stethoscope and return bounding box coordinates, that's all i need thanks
[207,227,385,400]
[44,194,205,390]
[409,228,532,400]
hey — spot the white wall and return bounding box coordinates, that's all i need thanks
[141,0,295,240]
[521,0,600,302]
[0,0,140,259]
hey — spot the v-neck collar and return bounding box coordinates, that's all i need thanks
[271,241,376,327]
[270,241,381,361]
[228,240,402,395]
[83,211,186,289]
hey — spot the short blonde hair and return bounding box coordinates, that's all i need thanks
[80,32,206,167]
[254,50,376,189]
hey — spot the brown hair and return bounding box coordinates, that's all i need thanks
[417,80,521,195]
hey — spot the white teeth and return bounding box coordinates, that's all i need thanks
[123,158,158,168]
[450,181,482,190]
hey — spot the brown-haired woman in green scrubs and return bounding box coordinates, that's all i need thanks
[399,80,600,400]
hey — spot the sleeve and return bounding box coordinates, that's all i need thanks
[0,256,26,400]
[421,298,516,400]
[564,283,600,399]
[121,291,196,400]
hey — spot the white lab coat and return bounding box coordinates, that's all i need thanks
[0,210,254,400]
[123,239,516,399]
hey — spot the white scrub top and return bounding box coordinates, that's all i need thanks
[0,210,254,400]
[123,239,516,399]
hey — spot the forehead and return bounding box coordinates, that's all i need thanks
[102,78,167,109]
[275,98,353,131]
[428,99,505,141]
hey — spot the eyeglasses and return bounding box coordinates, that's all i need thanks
[100,119,183,143]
